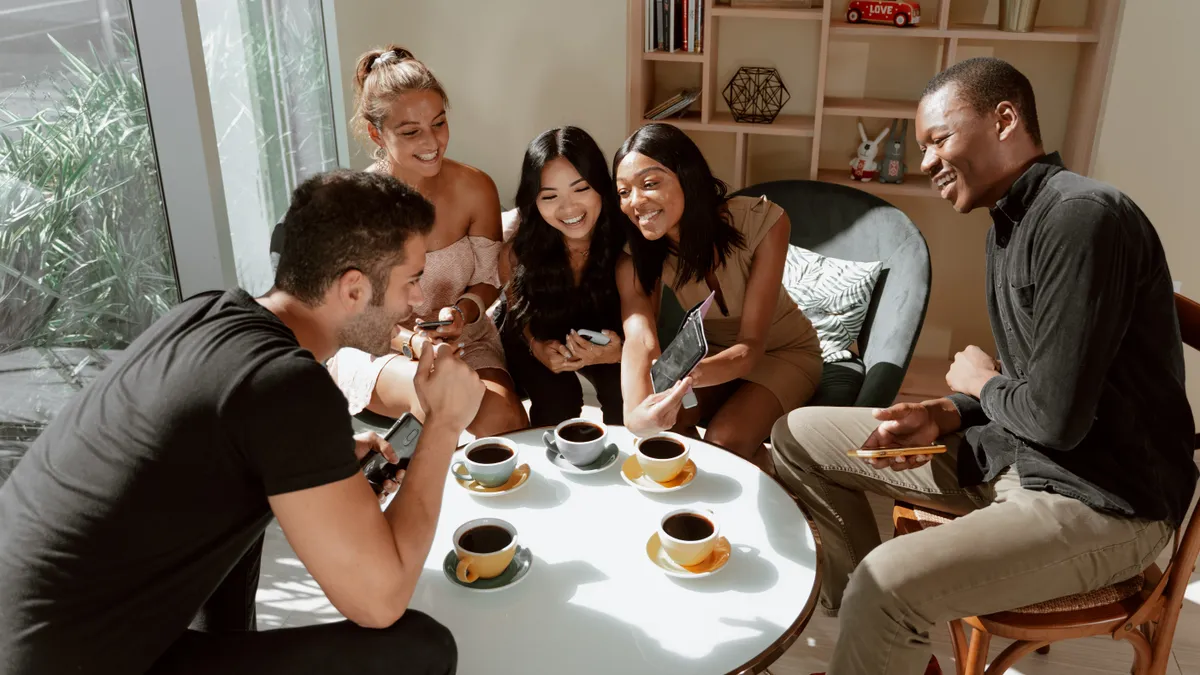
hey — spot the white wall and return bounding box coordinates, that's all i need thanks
[1093,0,1200,424]
[330,0,628,207]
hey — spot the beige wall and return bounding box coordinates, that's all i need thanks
[330,0,1199,416]
[330,0,628,206]
[1094,1,1200,423]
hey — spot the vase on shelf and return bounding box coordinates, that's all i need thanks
[999,0,1041,33]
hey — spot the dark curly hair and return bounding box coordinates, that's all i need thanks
[507,127,625,341]
[613,123,744,296]
[274,169,435,305]
[921,56,1042,146]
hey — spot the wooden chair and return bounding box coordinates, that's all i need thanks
[892,292,1200,675]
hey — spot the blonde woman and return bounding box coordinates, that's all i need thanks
[327,45,528,435]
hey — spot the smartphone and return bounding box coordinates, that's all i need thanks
[359,412,423,494]
[576,329,610,346]
[848,444,948,459]
[650,295,711,397]
[416,319,454,329]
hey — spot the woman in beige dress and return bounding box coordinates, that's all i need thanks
[614,123,822,466]
[326,45,527,435]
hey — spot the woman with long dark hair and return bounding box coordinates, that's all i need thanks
[498,126,626,426]
[614,123,822,467]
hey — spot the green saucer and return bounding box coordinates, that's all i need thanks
[442,546,532,592]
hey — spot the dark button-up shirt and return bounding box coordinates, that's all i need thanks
[949,152,1196,526]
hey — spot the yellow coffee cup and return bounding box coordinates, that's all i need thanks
[635,432,690,483]
[453,518,517,583]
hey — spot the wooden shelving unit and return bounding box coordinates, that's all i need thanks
[626,0,1123,198]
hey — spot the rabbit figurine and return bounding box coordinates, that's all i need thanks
[878,119,908,184]
[850,120,889,182]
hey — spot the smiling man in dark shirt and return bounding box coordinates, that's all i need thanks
[770,57,1196,675]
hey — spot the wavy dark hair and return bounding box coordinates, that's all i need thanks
[508,126,626,341]
[613,123,744,296]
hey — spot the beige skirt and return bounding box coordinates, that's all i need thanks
[704,311,823,412]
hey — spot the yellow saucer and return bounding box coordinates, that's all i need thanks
[645,532,732,578]
[452,463,531,497]
[620,455,697,493]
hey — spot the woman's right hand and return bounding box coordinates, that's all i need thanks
[531,339,583,374]
[625,378,693,438]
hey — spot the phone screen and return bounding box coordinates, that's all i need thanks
[650,307,708,394]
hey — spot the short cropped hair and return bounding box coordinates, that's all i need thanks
[921,57,1042,146]
[274,169,435,305]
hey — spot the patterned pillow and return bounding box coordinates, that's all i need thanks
[782,245,882,363]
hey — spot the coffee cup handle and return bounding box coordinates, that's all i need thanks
[542,431,559,454]
[450,460,472,481]
[456,555,478,583]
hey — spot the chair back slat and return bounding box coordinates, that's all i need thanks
[1166,293,1200,603]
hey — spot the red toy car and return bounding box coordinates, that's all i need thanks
[846,1,922,27]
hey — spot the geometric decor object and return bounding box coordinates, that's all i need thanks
[722,66,790,124]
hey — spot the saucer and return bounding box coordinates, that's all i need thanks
[451,463,531,497]
[620,455,697,493]
[442,546,533,592]
[645,533,731,578]
[545,443,620,475]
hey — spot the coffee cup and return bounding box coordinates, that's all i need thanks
[543,418,607,466]
[451,437,518,488]
[453,518,518,582]
[634,432,690,483]
[658,508,720,567]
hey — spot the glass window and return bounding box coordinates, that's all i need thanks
[0,0,179,476]
[197,0,340,295]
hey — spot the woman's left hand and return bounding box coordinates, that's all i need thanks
[566,330,622,367]
[418,305,466,343]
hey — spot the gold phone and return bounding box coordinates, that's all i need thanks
[848,444,948,458]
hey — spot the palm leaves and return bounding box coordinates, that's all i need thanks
[0,33,177,352]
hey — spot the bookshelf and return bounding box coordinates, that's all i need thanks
[626,0,1122,198]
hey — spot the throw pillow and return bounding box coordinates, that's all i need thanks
[782,245,882,363]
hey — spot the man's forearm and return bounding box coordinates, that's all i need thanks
[383,421,459,588]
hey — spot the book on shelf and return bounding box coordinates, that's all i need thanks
[728,0,822,8]
[644,88,701,120]
[645,0,704,53]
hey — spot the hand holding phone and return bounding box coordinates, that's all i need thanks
[359,412,423,495]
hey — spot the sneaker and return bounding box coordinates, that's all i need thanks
[811,655,941,675]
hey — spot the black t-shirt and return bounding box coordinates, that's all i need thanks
[0,289,358,675]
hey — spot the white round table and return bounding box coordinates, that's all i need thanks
[407,426,821,674]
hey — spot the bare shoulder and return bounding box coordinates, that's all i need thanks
[444,159,500,204]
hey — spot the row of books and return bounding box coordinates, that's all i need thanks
[644,88,701,120]
[644,0,704,54]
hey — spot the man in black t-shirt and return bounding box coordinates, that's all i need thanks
[0,170,485,674]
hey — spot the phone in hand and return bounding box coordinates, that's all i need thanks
[416,318,454,329]
[359,412,423,495]
[847,444,948,459]
[650,292,713,408]
[575,329,610,346]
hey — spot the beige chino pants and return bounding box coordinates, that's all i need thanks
[769,407,1173,675]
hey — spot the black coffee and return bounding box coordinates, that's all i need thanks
[663,513,714,541]
[640,438,685,459]
[559,422,603,443]
[458,525,513,553]
[467,444,513,464]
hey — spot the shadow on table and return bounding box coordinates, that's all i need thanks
[666,543,779,594]
[441,556,790,674]
[641,470,743,506]
[472,470,570,511]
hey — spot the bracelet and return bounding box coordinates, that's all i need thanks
[456,292,486,324]
[448,303,466,323]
